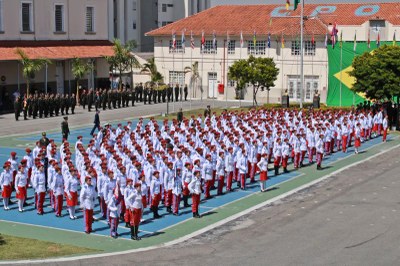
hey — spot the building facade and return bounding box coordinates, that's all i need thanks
[0,0,114,112]
[112,0,211,52]
[146,3,400,105]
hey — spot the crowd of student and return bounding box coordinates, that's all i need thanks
[0,107,388,240]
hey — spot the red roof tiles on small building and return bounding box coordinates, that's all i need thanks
[0,40,114,61]
[146,3,400,37]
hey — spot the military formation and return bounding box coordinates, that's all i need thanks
[14,83,189,121]
[14,93,77,121]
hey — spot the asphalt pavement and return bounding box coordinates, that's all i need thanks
[51,139,400,266]
[0,99,245,136]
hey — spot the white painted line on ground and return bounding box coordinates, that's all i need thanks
[2,142,399,265]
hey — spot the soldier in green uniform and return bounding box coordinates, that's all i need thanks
[112,90,117,109]
[14,96,21,121]
[38,94,44,118]
[28,94,33,117]
[107,90,112,109]
[102,89,107,110]
[33,94,38,119]
[44,94,49,118]
[70,94,76,114]
[54,94,60,116]
[65,93,70,115]
[80,89,87,109]
[60,94,65,115]
[61,116,70,140]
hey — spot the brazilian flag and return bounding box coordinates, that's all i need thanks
[326,41,399,107]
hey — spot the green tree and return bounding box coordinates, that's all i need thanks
[141,57,164,83]
[105,39,141,89]
[349,45,400,100]
[71,57,92,104]
[184,61,200,98]
[15,48,51,96]
[228,55,279,106]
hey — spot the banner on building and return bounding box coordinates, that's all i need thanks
[326,41,397,107]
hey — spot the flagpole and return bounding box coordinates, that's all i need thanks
[339,37,343,107]
[225,37,228,109]
[190,31,193,110]
[181,30,185,109]
[239,31,242,108]
[353,30,356,106]
[213,31,216,109]
[299,0,304,109]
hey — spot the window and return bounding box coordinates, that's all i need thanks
[169,40,184,53]
[162,21,167,26]
[162,4,167,12]
[132,20,136,30]
[288,81,294,98]
[201,40,217,54]
[291,40,300,55]
[54,4,64,32]
[132,1,137,11]
[247,40,266,55]
[228,40,235,55]
[86,6,94,33]
[167,4,174,7]
[0,0,3,31]
[21,2,33,32]
[304,41,315,56]
[169,71,185,86]
[228,80,235,87]
[296,81,301,99]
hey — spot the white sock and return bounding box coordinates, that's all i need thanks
[3,198,7,208]
[68,207,73,218]
[72,207,76,217]
[18,200,23,211]
[259,182,264,191]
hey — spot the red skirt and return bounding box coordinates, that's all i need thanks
[355,138,361,148]
[259,171,268,181]
[66,191,78,206]
[16,186,27,200]
[2,185,12,198]
[373,124,378,131]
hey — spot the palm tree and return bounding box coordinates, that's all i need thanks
[184,61,200,98]
[15,48,51,96]
[105,39,141,89]
[141,57,164,83]
[71,57,92,104]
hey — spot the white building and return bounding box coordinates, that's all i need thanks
[146,3,400,105]
[0,0,115,112]
[112,0,210,52]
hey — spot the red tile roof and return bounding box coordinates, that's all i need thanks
[146,3,400,37]
[0,40,114,61]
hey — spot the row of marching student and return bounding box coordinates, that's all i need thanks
[0,107,389,239]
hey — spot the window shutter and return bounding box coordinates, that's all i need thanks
[22,3,31,32]
[86,7,94,32]
[55,5,63,32]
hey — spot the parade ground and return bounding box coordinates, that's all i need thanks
[0,100,399,265]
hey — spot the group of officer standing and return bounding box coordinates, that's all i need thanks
[79,83,189,113]
[14,93,77,121]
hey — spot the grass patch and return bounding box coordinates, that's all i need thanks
[0,233,99,260]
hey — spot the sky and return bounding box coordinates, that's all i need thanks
[210,0,399,5]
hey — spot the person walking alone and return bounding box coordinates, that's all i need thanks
[90,110,101,136]
[61,116,70,141]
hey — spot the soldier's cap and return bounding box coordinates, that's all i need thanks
[85,176,92,182]
[134,182,141,188]
[63,116,68,120]
[10,151,17,157]
[185,162,191,166]
[134,162,141,167]
[127,178,133,183]
[193,170,200,175]
[42,132,46,136]
[77,136,83,139]
[25,148,31,153]
[20,159,27,164]
[3,162,10,168]
[153,170,160,176]
[262,153,268,157]
[108,170,114,175]
[176,168,181,172]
